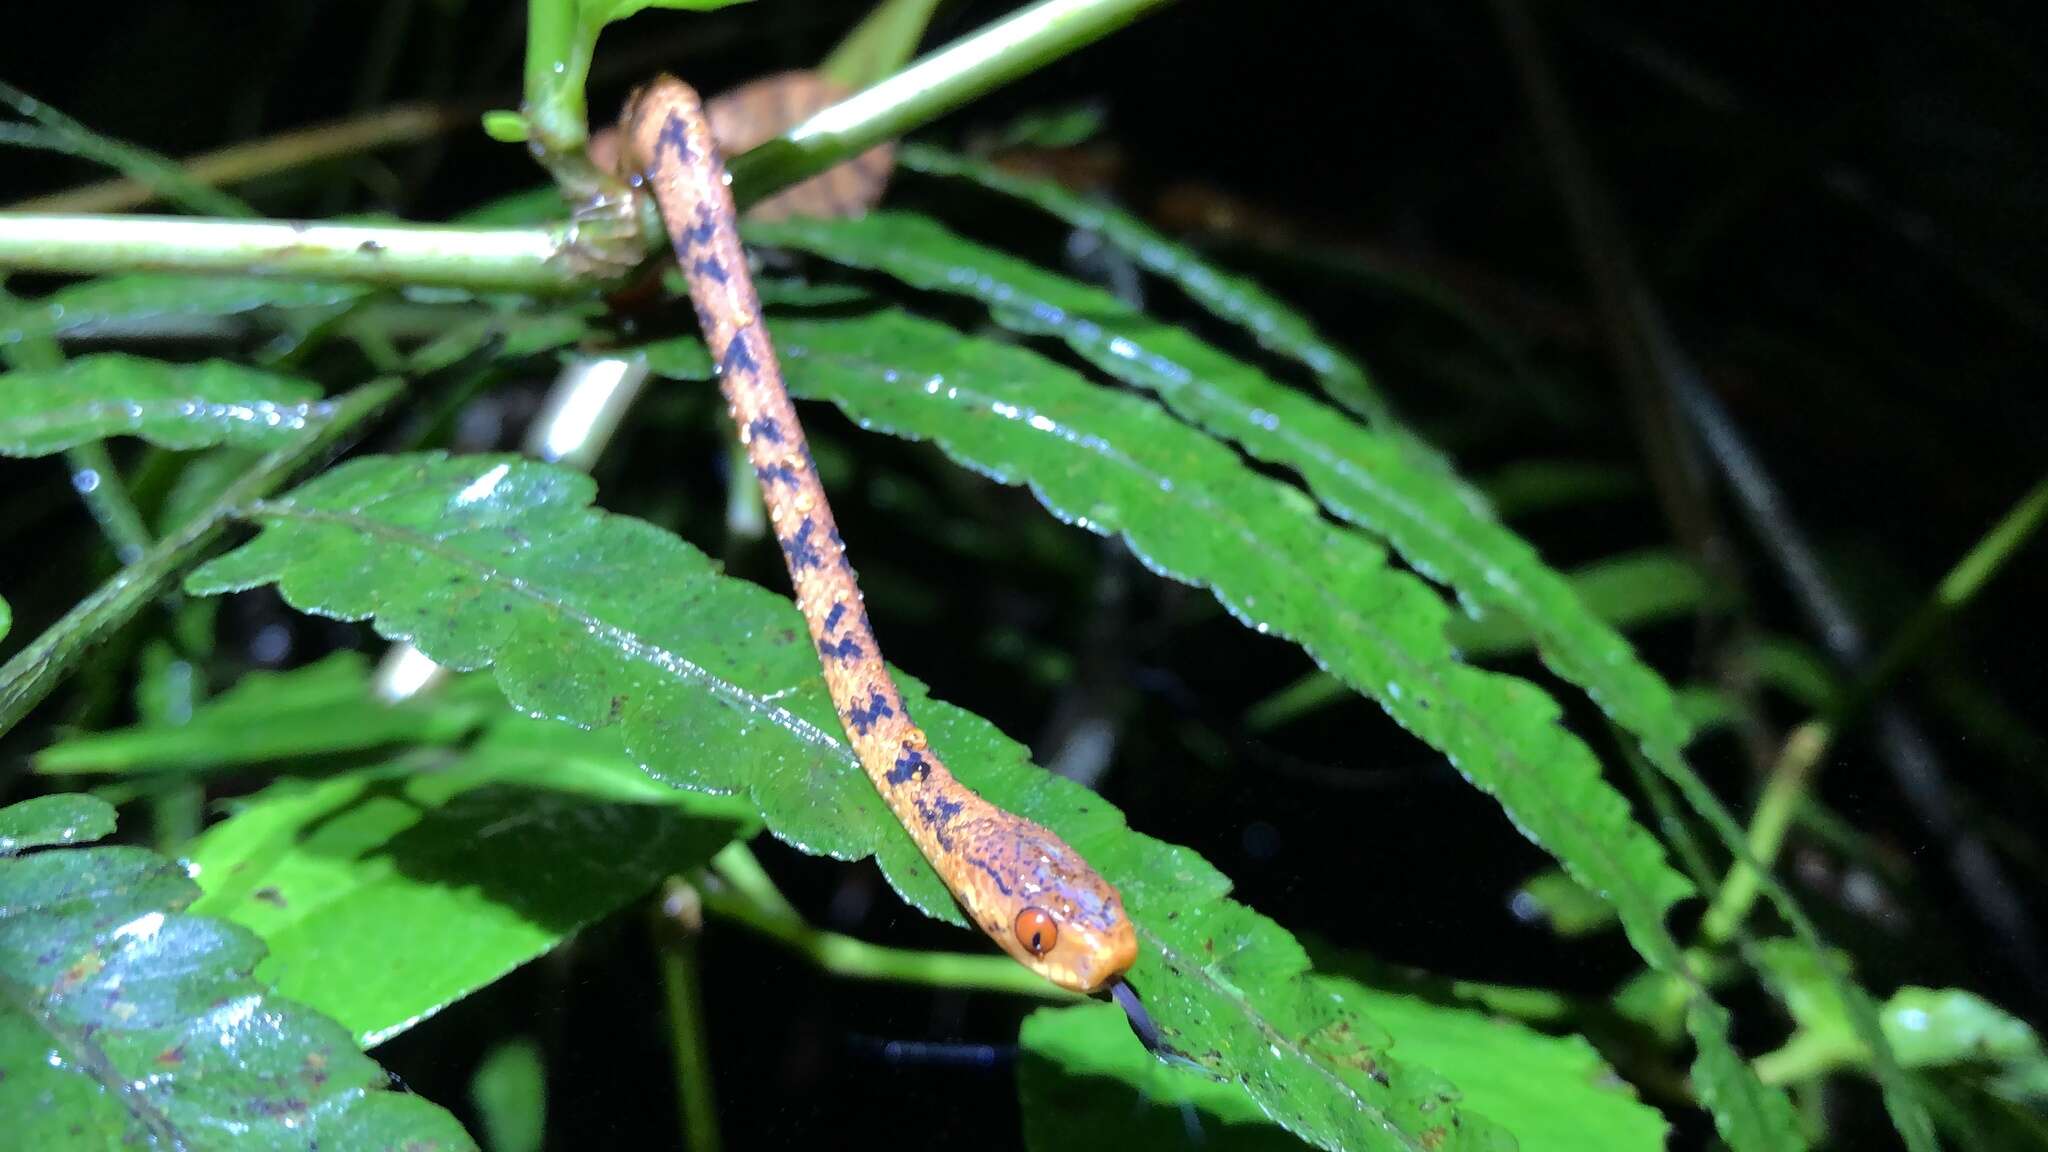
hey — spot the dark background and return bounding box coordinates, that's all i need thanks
[4,2,2045,1148]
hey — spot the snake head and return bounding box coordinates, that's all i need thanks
[960,814,1139,994]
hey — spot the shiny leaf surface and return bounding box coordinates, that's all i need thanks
[0,353,328,455]
[0,796,477,1149]
[185,452,1516,1152]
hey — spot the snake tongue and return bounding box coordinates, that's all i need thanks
[1109,978,1195,1066]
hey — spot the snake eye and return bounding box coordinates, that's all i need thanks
[1014,907,1058,957]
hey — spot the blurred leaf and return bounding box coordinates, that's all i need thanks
[1021,985,1667,1152]
[0,274,367,345]
[1690,999,1808,1152]
[188,711,750,1046]
[822,0,943,87]
[1449,550,1715,657]
[0,795,477,1149]
[1886,988,2046,1072]
[0,79,253,217]
[1756,939,2048,1082]
[471,1039,546,1152]
[36,650,494,775]
[184,452,1518,1151]
[1512,869,1620,937]
[581,0,751,28]
[0,380,400,740]
[0,354,327,455]
[1479,459,1642,519]
[0,792,115,854]
[899,145,1410,438]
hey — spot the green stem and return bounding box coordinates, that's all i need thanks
[657,881,721,1152]
[1752,1030,1863,1087]
[63,442,154,566]
[705,844,1073,1000]
[0,380,401,738]
[1702,473,2047,944]
[0,215,581,293]
[1698,721,1832,946]
[1839,471,2048,727]
[0,0,1176,291]
[6,104,465,215]
[730,0,1175,208]
[522,0,590,157]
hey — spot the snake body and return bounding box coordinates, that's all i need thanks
[621,76,1137,994]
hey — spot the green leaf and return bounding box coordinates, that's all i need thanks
[187,709,750,1046]
[0,793,116,855]
[1755,939,2048,1083]
[1246,550,1715,731]
[746,212,1697,764]
[0,594,9,641]
[472,1038,547,1152]
[0,354,328,456]
[0,796,477,1149]
[1021,983,1667,1152]
[0,380,401,740]
[580,0,751,28]
[659,310,1813,1148]
[1511,869,1619,937]
[680,311,1695,963]
[745,216,1881,1150]
[36,650,494,775]
[185,452,1516,1151]
[1479,459,1641,519]
[1690,1000,1809,1152]
[0,274,367,346]
[900,144,1406,430]
[1448,550,1715,658]
[1885,988,2045,1072]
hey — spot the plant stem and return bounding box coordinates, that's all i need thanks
[6,104,468,215]
[657,881,721,1152]
[1698,721,1832,946]
[731,0,1174,209]
[0,0,1176,292]
[704,844,1074,1001]
[0,215,581,293]
[521,0,589,158]
[1838,471,2048,728]
[63,443,154,566]
[0,380,401,739]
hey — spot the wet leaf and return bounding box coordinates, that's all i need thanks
[0,353,329,455]
[899,144,1406,431]
[0,275,366,346]
[37,650,496,775]
[746,212,1697,766]
[0,796,477,1149]
[185,452,1516,1152]
[0,792,115,855]
[1021,985,1667,1152]
[187,707,751,1046]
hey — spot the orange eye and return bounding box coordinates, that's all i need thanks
[1014,907,1058,957]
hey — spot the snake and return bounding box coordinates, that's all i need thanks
[618,75,1139,996]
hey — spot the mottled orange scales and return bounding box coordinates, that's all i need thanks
[621,76,1137,993]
